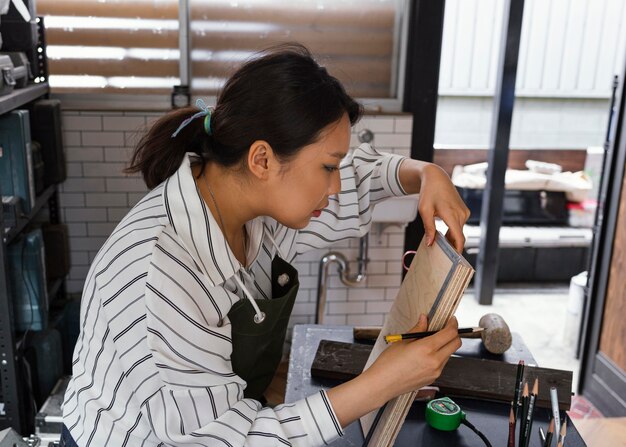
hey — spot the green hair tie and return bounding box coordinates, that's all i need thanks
[203,112,212,136]
[171,98,214,138]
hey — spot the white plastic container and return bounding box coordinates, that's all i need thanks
[563,271,587,351]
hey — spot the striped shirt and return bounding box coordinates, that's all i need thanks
[63,143,407,446]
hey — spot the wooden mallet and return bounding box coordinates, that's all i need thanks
[353,312,513,355]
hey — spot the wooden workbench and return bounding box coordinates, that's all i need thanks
[286,324,586,447]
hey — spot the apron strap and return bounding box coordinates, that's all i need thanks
[265,231,285,260]
[231,229,285,325]
[233,274,266,324]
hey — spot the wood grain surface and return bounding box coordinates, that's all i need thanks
[359,233,473,446]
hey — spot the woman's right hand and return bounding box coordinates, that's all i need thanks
[363,314,462,400]
[326,314,461,428]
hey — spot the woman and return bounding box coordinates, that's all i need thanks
[62,44,469,446]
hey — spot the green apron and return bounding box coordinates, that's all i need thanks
[228,255,299,400]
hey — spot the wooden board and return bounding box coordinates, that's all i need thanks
[599,175,626,371]
[315,333,538,376]
[312,340,573,411]
[312,340,373,380]
[359,233,474,446]
[571,417,626,447]
[436,357,572,411]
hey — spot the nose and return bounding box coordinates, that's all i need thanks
[328,170,341,196]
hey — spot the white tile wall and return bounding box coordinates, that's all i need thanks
[60,110,144,292]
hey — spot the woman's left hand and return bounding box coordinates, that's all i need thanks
[417,163,470,252]
[398,159,470,253]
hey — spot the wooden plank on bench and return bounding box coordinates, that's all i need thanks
[311,340,572,410]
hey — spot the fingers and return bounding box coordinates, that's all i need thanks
[437,333,463,359]
[405,314,428,335]
[405,316,460,356]
[428,318,462,365]
[437,319,463,353]
[420,316,459,350]
[445,226,465,254]
[415,161,470,252]
[418,314,429,332]
[380,316,462,395]
[439,205,467,253]
[420,204,466,252]
[421,211,437,246]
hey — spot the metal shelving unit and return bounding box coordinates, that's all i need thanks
[4,184,56,244]
[0,83,49,116]
[0,82,59,435]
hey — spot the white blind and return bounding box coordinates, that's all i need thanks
[39,0,179,94]
[39,0,401,98]
[439,0,626,98]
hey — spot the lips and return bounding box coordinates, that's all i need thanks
[312,210,322,218]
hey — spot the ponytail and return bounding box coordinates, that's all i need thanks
[126,43,363,190]
[125,107,208,189]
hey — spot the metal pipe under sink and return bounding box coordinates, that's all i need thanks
[315,235,369,324]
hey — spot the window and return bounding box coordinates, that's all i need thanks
[39,0,407,102]
[39,0,179,95]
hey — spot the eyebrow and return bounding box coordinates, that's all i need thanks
[329,152,348,159]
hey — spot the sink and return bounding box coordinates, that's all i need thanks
[371,194,419,223]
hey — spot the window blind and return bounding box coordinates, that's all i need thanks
[38,0,400,98]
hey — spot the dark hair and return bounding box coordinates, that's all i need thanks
[126,43,363,189]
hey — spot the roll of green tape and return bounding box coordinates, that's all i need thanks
[425,397,466,431]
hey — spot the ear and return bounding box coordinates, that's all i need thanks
[248,140,277,180]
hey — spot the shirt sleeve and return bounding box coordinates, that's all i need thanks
[141,232,343,446]
[293,143,407,254]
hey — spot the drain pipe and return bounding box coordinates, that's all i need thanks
[316,235,369,323]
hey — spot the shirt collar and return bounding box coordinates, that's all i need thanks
[163,153,265,286]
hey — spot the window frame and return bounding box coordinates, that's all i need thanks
[49,0,410,112]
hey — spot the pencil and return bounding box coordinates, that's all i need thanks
[550,386,560,442]
[544,418,554,447]
[522,378,539,447]
[513,360,525,419]
[384,327,484,343]
[556,420,567,447]
[508,403,516,447]
[518,382,529,447]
